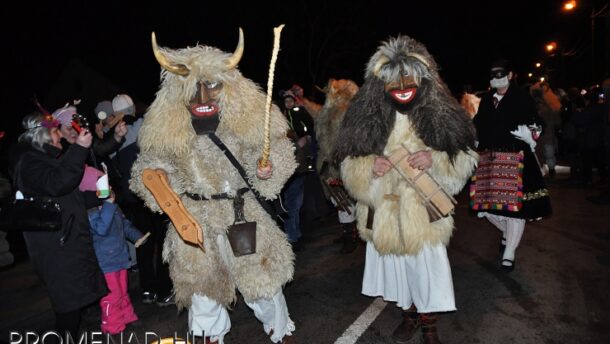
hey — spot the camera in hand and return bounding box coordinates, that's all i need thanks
[71,113,91,134]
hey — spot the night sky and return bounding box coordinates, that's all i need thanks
[2,0,606,145]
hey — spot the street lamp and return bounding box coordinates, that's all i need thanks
[535,62,542,68]
[561,0,610,84]
[563,0,577,11]
[545,41,558,53]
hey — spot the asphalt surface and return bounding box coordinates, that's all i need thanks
[2,173,609,344]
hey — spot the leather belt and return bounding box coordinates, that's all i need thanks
[186,187,249,201]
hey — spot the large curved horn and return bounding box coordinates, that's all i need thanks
[373,55,389,77]
[151,32,190,76]
[224,28,244,69]
[314,85,328,93]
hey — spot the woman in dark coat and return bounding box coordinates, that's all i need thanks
[472,59,551,272]
[10,113,107,337]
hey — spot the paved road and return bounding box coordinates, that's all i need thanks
[2,174,609,344]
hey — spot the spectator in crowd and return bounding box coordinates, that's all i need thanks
[574,86,607,187]
[52,104,127,160]
[280,90,315,251]
[587,78,610,204]
[9,112,107,338]
[562,88,587,182]
[88,189,146,334]
[0,137,14,267]
[109,93,174,306]
[93,99,139,271]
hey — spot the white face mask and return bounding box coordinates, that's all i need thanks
[490,76,509,89]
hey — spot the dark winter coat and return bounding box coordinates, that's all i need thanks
[474,85,552,220]
[10,143,107,313]
[88,201,142,273]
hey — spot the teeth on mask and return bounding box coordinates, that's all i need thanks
[196,105,214,112]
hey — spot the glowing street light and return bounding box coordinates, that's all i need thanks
[563,0,577,11]
[561,0,609,84]
[535,62,542,68]
[540,77,545,82]
[528,72,533,77]
[545,41,558,53]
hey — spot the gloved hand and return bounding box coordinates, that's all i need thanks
[510,124,537,152]
[528,123,542,141]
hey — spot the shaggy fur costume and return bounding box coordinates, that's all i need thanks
[334,35,478,255]
[314,79,360,180]
[129,36,297,309]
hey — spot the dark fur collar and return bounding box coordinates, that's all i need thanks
[333,76,476,164]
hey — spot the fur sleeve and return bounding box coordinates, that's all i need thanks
[241,135,297,199]
[428,149,478,195]
[340,155,378,206]
[129,153,184,213]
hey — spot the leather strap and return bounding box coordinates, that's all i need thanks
[185,188,249,201]
[206,133,279,218]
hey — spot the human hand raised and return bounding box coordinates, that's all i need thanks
[510,125,536,152]
[256,160,273,180]
[94,123,104,139]
[75,129,93,148]
[113,121,128,141]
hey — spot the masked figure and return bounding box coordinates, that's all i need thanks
[313,79,361,253]
[473,59,551,273]
[333,35,478,344]
[129,29,298,344]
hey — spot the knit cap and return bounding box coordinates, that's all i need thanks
[52,105,78,127]
[112,94,135,116]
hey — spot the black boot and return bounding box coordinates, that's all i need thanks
[340,223,358,254]
[420,313,442,344]
[392,306,420,344]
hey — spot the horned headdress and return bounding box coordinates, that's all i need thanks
[139,29,288,158]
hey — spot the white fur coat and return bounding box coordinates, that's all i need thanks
[341,112,477,255]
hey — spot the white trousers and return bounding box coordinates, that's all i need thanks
[334,202,356,223]
[189,291,294,343]
[480,213,525,261]
[361,242,456,313]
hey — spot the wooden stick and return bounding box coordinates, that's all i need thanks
[259,24,285,168]
[134,232,150,248]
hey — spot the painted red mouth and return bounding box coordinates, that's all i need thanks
[390,88,417,104]
[191,103,219,117]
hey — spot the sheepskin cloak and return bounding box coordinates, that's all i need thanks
[341,112,477,255]
[129,47,297,308]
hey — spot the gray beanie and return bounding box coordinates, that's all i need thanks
[94,100,114,120]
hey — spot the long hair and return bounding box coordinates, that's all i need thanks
[333,35,476,163]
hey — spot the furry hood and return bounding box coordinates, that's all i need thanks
[333,35,476,163]
[139,32,288,157]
